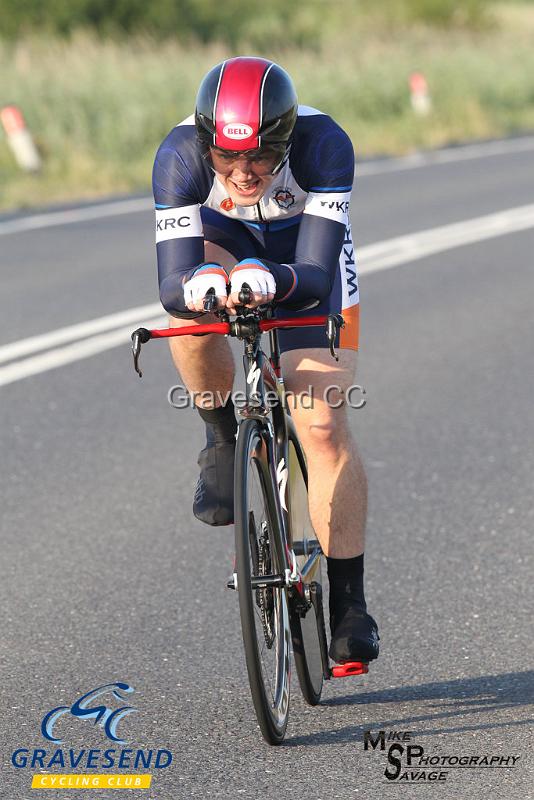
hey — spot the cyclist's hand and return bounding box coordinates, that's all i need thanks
[183,266,229,312]
[227,262,276,311]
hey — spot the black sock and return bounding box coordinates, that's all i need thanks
[327,554,366,613]
[197,400,237,444]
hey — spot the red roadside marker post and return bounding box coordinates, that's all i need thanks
[1,105,42,172]
[409,72,432,116]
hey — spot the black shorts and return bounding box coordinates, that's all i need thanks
[201,207,359,353]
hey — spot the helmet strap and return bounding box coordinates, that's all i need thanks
[271,143,292,176]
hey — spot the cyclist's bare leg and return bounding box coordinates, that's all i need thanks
[282,348,378,661]
[280,348,366,559]
[169,243,237,525]
[168,243,236,409]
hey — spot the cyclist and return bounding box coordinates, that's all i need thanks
[152,56,379,665]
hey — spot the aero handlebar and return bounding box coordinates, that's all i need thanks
[131,285,344,377]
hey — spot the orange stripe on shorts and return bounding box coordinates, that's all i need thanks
[339,304,359,351]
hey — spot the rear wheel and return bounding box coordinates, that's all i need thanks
[287,425,325,705]
[234,418,291,745]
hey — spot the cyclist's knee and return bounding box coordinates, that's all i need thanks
[169,308,203,321]
[167,312,221,345]
[293,407,351,461]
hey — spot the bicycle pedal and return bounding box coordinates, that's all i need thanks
[331,661,369,678]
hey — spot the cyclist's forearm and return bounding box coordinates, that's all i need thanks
[262,215,348,304]
[156,234,206,314]
[260,258,332,304]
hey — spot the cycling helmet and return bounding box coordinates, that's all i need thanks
[195,56,298,167]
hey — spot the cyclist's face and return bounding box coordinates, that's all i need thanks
[210,147,279,206]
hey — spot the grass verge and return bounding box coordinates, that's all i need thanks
[1,5,534,211]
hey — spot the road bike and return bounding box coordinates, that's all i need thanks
[131,289,369,745]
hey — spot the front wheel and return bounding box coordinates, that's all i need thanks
[234,418,291,745]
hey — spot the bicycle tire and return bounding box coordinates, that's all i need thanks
[286,421,325,705]
[234,418,291,745]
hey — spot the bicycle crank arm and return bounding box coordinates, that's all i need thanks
[308,582,370,680]
[309,582,333,681]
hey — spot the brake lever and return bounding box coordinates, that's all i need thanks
[131,327,152,377]
[326,314,345,361]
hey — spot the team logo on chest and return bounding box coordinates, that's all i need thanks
[220,197,235,211]
[273,186,295,209]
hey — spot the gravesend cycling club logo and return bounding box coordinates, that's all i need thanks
[363,729,521,784]
[41,682,136,744]
[11,681,172,791]
[273,186,295,209]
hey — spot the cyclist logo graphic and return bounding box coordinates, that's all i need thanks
[247,362,261,396]
[277,458,289,511]
[41,683,137,745]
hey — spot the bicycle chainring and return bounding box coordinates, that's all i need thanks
[257,523,275,649]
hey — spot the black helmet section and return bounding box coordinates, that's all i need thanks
[260,62,298,146]
[195,61,224,148]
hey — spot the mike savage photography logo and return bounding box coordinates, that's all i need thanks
[363,729,521,784]
[11,682,172,790]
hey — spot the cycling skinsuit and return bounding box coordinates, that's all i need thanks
[152,105,359,352]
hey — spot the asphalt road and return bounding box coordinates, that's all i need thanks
[1,139,533,800]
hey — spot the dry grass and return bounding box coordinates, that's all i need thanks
[1,6,534,210]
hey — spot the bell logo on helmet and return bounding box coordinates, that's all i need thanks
[222,123,253,140]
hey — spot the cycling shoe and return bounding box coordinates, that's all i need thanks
[329,605,380,664]
[193,440,235,526]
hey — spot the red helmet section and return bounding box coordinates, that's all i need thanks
[213,58,271,151]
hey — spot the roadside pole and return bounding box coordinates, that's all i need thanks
[1,105,42,172]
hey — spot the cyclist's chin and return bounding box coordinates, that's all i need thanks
[225,177,270,207]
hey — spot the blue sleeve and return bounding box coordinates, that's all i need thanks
[152,125,213,315]
[264,215,349,304]
[266,117,355,304]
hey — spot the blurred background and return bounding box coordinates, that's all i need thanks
[1,0,533,211]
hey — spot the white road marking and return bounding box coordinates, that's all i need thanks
[1,201,533,387]
[357,135,534,176]
[0,303,162,365]
[0,197,152,236]
[1,137,533,238]
[358,202,534,274]
[0,317,165,387]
